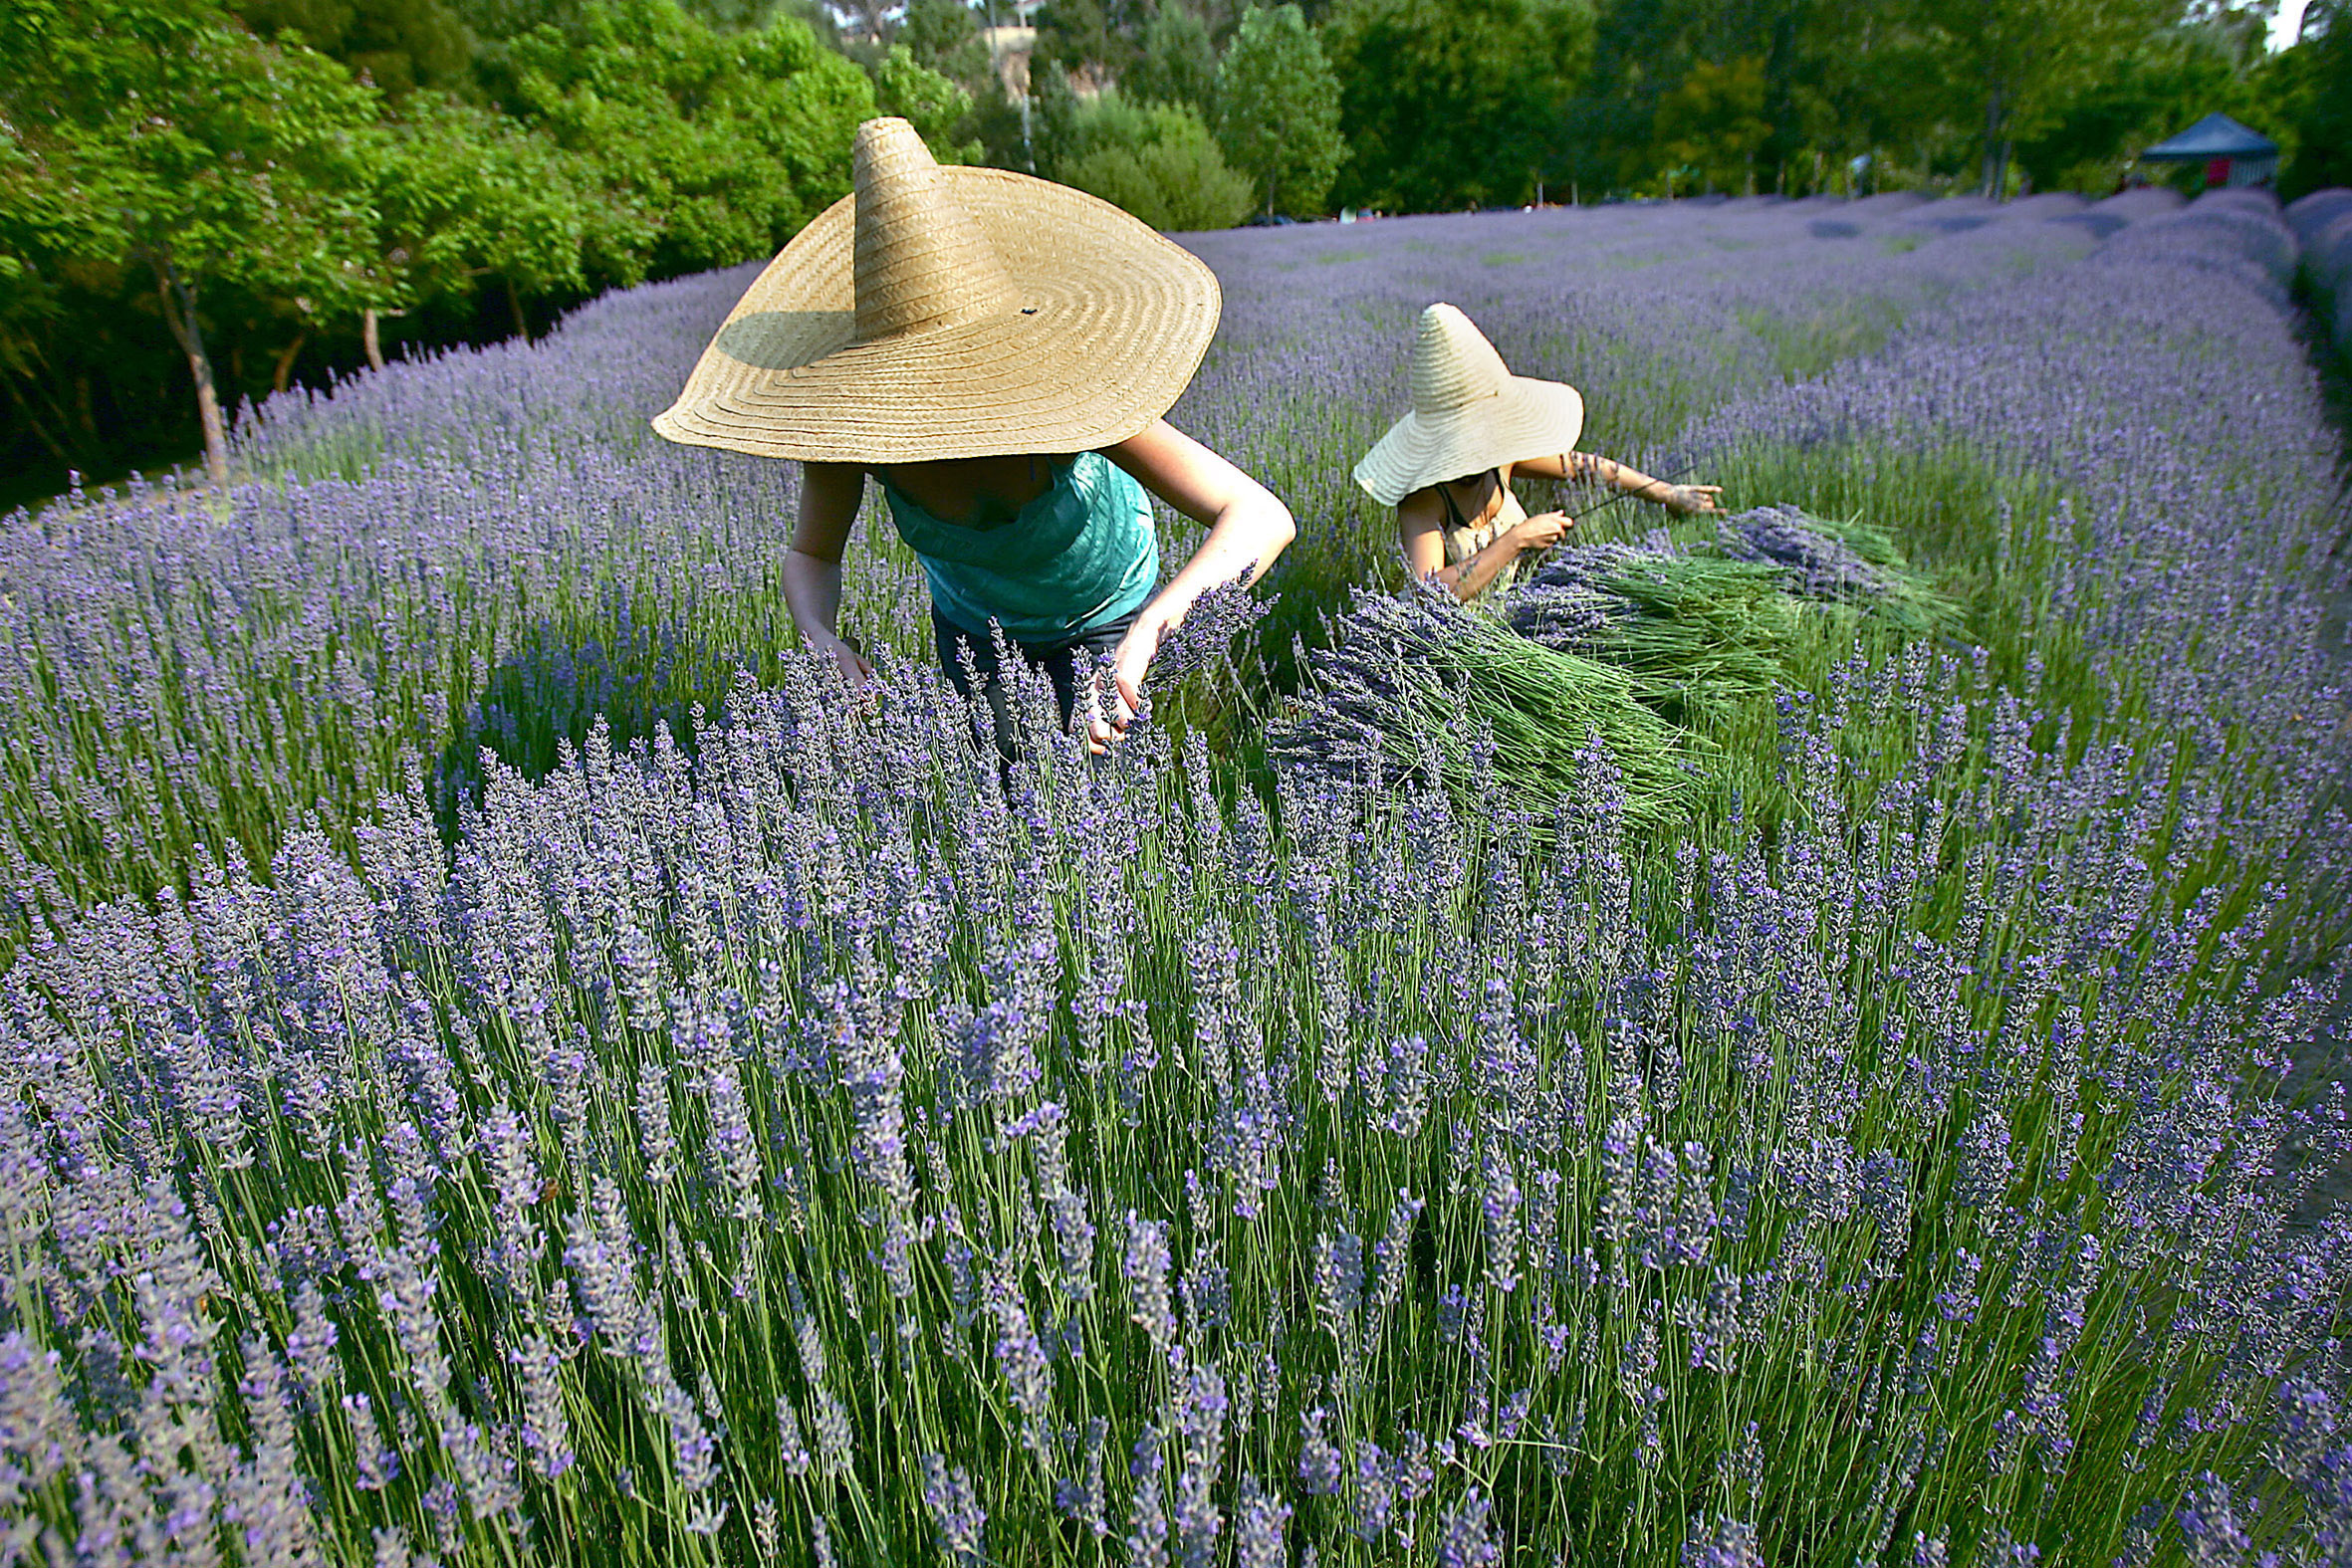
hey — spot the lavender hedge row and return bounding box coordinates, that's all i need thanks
[1,635,2345,1565]
[0,189,2348,1564]
[2288,189,2352,363]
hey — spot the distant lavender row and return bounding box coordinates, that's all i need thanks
[1682,187,2347,802]
[2289,187,2352,362]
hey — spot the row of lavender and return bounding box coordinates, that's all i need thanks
[1682,189,2341,835]
[3,639,2345,1566]
[2289,188,2352,361]
[2,189,2349,1563]
[0,194,2100,932]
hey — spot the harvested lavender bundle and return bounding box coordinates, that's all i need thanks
[1270,587,1705,829]
[1506,546,1802,722]
[1710,505,1959,634]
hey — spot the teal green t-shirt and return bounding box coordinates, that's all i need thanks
[878,452,1160,644]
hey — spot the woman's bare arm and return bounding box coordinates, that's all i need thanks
[783,461,876,681]
[1096,419,1297,742]
[1532,451,1722,514]
[1398,486,1567,602]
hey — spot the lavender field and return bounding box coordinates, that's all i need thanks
[3,185,2350,1565]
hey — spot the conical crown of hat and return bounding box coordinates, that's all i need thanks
[1409,303,1512,416]
[852,118,1017,342]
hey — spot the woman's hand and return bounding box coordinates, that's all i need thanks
[1664,484,1724,516]
[1084,615,1165,754]
[809,629,875,686]
[1511,511,1570,552]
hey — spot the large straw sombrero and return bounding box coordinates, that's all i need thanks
[1351,305,1584,506]
[652,117,1222,463]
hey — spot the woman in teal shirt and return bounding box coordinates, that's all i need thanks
[654,116,1294,757]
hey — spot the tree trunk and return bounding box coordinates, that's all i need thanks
[1980,80,2005,199]
[272,332,307,394]
[149,255,229,489]
[363,307,385,372]
[1761,0,1807,201]
[506,277,531,343]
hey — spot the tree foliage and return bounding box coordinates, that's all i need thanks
[492,0,877,284]
[2,0,389,482]
[1058,94,1253,229]
[1908,0,2179,195]
[876,43,984,163]
[1034,0,1147,85]
[1124,1,1220,112]
[2011,20,2249,193]
[1653,55,1772,195]
[1,0,2340,504]
[898,0,995,92]
[2272,0,2351,197]
[226,0,471,96]
[1213,3,1346,216]
[370,95,590,321]
[1323,0,1594,212]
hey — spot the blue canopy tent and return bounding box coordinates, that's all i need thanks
[2135,112,2279,189]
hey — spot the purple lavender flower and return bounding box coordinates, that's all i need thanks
[1481,1149,1523,1294]
[987,1265,1056,1463]
[1054,1417,1109,1538]
[1174,1357,1229,1568]
[1123,1213,1177,1354]
[1297,1405,1343,1496]
[919,1454,987,1564]
[1233,1476,1291,1568]
[1682,1516,1763,1568]
[1127,1426,1171,1568]
[1437,1487,1502,1568]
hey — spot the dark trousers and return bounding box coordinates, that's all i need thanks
[933,606,1138,762]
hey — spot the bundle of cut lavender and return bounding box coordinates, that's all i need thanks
[1270,586,1705,829]
[1708,504,1960,635]
[1506,543,1803,722]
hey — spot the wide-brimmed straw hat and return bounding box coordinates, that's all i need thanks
[651,117,1222,463]
[1351,304,1584,506]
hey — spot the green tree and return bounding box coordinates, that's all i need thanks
[1058,94,1253,227]
[1652,54,1770,195]
[2275,0,2352,196]
[1908,0,2179,197]
[1125,1,1219,112]
[1213,3,1346,216]
[684,0,836,30]
[0,0,389,485]
[368,96,591,359]
[900,0,995,90]
[875,43,983,162]
[227,0,471,96]
[1322,0,1593,212]
[1034,0,1148,86]
[494,0,882,284]
[2010,21,2243,193]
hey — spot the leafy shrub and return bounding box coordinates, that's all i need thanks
[1057,97,1253,231]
